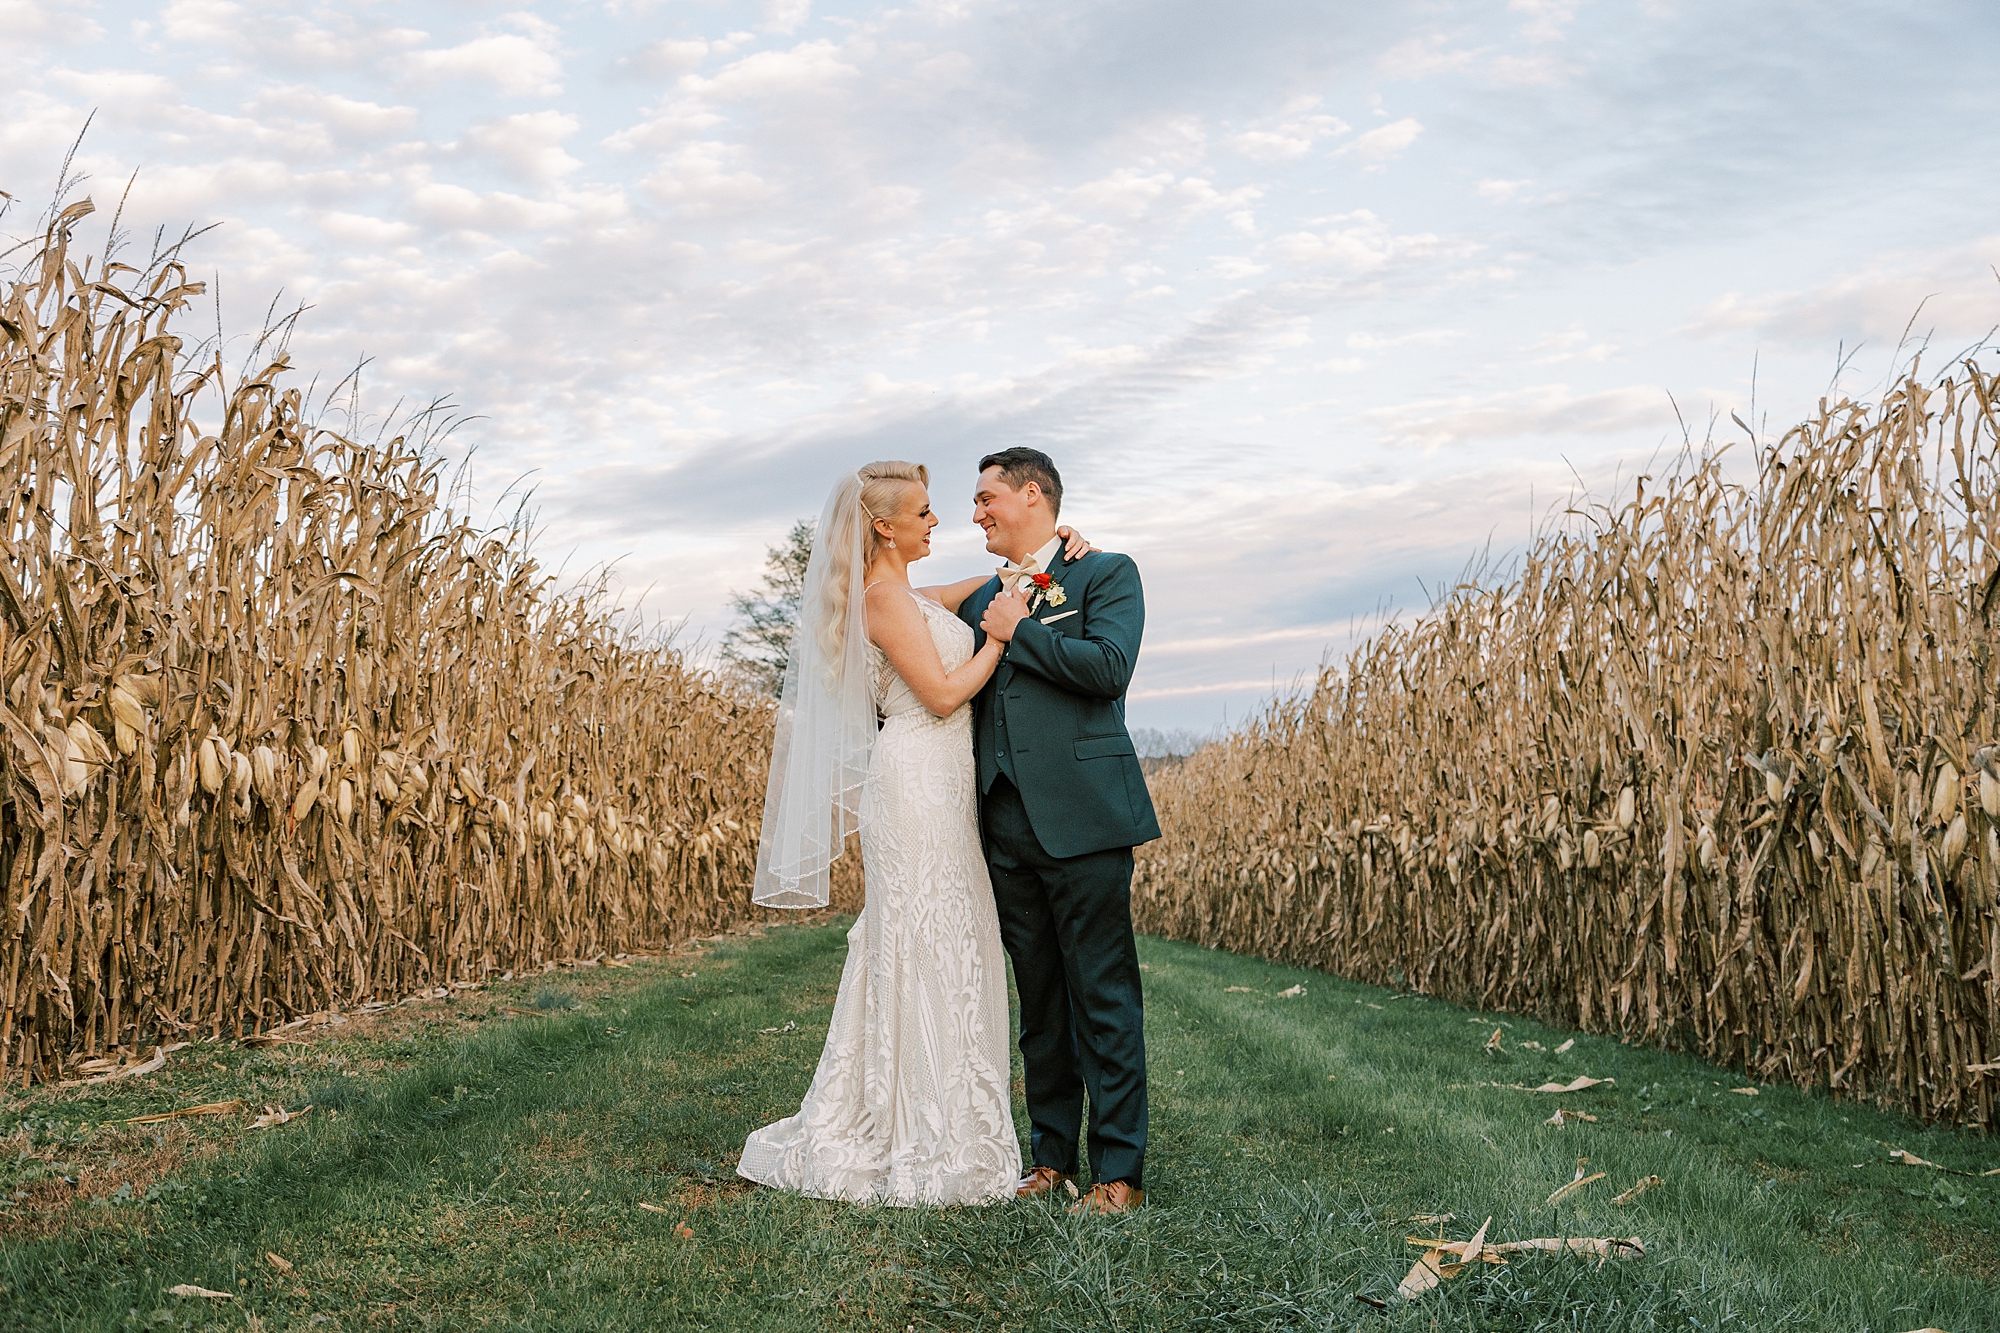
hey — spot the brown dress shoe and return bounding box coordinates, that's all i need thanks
[1069,1181,1145,1215]
[1015,1166,1076,1199]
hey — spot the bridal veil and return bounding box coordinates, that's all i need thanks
[751,471,877,909]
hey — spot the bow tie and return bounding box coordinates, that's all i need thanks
[997,556,1041,594]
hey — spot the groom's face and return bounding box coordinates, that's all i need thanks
[973,465,1040,557]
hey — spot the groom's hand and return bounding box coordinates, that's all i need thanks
[981,589,1032,643]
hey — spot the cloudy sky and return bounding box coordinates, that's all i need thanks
[4,1,1996,731]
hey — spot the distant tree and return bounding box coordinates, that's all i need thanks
[721,519,815,696]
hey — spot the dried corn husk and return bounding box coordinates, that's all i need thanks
[59,727,91,796]
[291,774,321,822]
[109,683,146,755]
[230,752,254,819]
[1942,814,1967,872]
[1932,761,1960,824]
[252,746,278,803]
[199,736,224,795]
[69,717,114,766]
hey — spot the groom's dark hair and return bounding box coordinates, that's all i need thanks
[977,448,1063,519]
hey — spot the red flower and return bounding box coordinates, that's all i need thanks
[1030,572,1054,589]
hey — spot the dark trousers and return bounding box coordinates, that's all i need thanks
[982,776,1148,1189]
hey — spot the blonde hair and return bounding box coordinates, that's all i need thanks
[817,460,928,667]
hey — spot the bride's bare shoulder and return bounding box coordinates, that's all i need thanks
[865,581,923,612]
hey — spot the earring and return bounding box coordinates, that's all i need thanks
[889,539,897,549]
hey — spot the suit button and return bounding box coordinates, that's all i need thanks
[997,718,1005,727]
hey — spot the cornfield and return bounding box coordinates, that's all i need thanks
[1136,362,2000,1126]
[0,201,831,1086]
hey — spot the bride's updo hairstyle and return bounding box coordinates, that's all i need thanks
[815,460,928,669]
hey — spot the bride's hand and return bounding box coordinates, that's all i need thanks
[1056,525,1098,561]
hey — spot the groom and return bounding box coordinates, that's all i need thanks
[958,448,1161,1216]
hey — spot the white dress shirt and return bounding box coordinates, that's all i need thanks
[996,535,1064,596]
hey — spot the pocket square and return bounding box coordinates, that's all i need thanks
[1039,609,1079,625]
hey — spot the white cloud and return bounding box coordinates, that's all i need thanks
[640,141,779,213]
[1476,177,1531,200]
[1526,327,1616,364]
[1227,96,1348,162]
[1335,117,1423,167]
[314,210,417,247]
[1112,115,1209,170]
[761,0,812,37]
[1683,239,2000,348]
[683,41,859,102]
[1346,328,1464,350]
[407,179,577,232]
[1377,34,1481,80]
[461,111,583,185]
[405,31,563,97]
[158,0,243,46]
[1508,0,1578,43]
[1364,383,1668,450]
[248,87,419,142]
[1272,211,1454,272]
[617,39,710,79]
[0,0,102,45]
[1489,53,1574,86]
[1206,254,1267,280]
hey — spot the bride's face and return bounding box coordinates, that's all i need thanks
[878,483,939,560]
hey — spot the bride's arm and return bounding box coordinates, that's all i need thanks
[918,526,1096,612]
[868,584,1020,718]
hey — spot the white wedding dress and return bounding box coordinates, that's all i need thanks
[738,588,1022,1206]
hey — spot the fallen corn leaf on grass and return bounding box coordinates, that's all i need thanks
[1137,362,2000,1128]
[1,926,1993,1330]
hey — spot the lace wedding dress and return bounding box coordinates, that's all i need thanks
[738,588,1022,1206]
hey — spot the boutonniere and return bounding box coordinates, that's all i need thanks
[1029,571,1067,611]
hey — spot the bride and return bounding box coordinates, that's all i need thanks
[737,460,1089,1206]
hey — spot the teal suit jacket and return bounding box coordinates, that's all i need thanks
[958,548,1162,859]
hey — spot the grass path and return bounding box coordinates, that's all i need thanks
[3,921,1996,1331]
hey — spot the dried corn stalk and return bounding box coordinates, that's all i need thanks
[0,204,858,1083]
[1136,359,2000,1126]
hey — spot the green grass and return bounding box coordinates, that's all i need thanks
[2,923,1995,1331]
